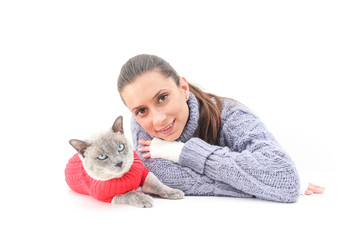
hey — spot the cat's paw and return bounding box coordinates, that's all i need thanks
[132,194,154,208]
[161,189,184,200]
[112,191,154,208]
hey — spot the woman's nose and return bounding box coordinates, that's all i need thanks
[152,110,166,126]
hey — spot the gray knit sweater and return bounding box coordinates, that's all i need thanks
[131,92,300,203]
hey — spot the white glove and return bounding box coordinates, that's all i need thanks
[150,138,185,163]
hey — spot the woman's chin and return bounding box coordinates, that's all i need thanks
[155,131,180,141]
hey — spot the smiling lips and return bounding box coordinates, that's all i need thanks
[157,119,175,135]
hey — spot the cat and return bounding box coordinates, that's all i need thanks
[66,115,184,208]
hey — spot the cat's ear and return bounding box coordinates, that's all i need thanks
[69,139,90,156]
[112,116,124,134]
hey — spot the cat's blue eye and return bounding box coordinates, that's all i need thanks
[118,144,125,152]
[97,154,107,160]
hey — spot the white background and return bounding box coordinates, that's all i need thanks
[1,0,359,239]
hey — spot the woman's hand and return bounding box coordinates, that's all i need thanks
[138,138,185,163]
[138,140,152,158]
[305,183,325,195]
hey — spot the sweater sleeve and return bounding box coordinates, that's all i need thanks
[179,104,301,203]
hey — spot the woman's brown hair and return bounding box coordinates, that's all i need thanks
[118,54,223,145]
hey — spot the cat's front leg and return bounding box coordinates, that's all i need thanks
[142,172,184,199]
[111,190,153,208]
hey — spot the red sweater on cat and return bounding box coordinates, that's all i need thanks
[65,151,149,203]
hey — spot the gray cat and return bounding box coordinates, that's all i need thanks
[66,116,184,208]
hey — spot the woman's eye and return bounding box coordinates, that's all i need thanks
[97,154,107,160]
[136,108,147,116]
[158,94,168,103]
[118,144,125,152]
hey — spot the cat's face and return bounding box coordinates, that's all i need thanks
[70,116,134,181]
[81,131,133,180]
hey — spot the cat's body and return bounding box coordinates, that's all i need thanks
[66,116,184,207]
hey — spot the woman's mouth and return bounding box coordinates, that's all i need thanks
[157,119,175,135]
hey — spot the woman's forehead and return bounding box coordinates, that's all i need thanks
[121,71,177,108]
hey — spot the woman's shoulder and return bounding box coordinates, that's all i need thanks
[220,98,257,120]
[218,98,277,146]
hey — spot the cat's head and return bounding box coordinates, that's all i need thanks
[69,116,134,181]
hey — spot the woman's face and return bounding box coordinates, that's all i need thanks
[121,70,190,141]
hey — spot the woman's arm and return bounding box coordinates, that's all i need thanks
[179,137,300,203]
[177,104,301,203]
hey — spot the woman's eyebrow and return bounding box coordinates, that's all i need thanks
[131,89,167,112]
[131,105,145,112]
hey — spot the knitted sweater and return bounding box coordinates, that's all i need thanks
[131,92,300,203]
[65,151,149,202]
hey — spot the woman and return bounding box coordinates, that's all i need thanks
[118,54,324,203]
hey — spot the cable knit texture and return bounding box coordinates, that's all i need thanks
[131,92,300,203]
[65,151,149,202]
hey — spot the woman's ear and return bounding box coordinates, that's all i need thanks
[179,77,190,100]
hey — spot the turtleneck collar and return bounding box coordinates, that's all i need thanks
[177,92,199,142]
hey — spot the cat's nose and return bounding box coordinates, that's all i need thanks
[115,162,123,168]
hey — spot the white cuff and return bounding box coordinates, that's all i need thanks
[150,138,185,163]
